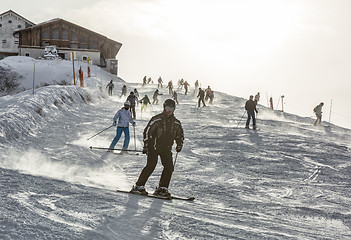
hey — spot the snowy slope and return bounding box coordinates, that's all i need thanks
[1,57,351,239]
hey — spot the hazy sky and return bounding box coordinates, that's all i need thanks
[2,0,351,129]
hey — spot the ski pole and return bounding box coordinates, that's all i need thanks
[173,152,179,168]
[87,125,114,140]
[237,111,246,128]
[133,126,137,151]
[89,146,142,153]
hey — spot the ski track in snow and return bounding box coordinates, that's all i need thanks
[1,60,351,239]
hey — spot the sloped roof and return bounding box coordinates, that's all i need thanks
[0,10,35,25]
[15,18,122,46]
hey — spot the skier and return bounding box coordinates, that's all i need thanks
[121,85,127,97]
[152,89,163,105]
[126,92,137,119]
[209,90,214,104]
[194,80,199,94]
[158,77,163,88]
[131,99,184,196]
[108,101,136,152]
[172,91,179,104]
[313,102,324,126]
[178,79,184,89]
[140,95,151,112]
[197,88,206,107]
[184,81,190,95]
[134,88,140,106]
[205,86,212,102]
[79,66,84,87]
[106,80,114,96]
[167,81,173,95]
[147,77,152,84]
[142,76,147,86]
[254,92,260,103]
[245,95,258,130]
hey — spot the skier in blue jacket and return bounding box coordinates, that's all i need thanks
[108,101,136,152]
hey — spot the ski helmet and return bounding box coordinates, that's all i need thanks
[163,99,176,110]
[124,100,130,106]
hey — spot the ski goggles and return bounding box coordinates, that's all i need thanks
[165,106,175,112]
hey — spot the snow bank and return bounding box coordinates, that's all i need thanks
[0,86,91,142]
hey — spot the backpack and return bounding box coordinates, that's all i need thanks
[313,105,318,112]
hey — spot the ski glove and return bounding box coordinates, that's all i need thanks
[142,147,149,155]
[113,121,117,126]
[176,145,182,152]
[132,122,136,127]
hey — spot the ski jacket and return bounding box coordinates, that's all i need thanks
[314,104,323,115]
[143,111,184,151]
[106,82,114,89]
[126,95,137,107]
[153,90,162,99]
[113,108,135,128]
[245,99,257,112]
[197,89,205,99]
[140,96,151,105]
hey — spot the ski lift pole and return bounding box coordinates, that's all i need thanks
[329,99,332,123]
[87,125,114,140]
[32,60,36,95]
[133,126,137,151]
[72,52,76,85]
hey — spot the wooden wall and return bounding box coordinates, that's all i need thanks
[17,19,122,60]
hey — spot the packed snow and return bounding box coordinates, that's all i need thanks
[1,57,351,239]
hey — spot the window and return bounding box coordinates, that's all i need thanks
[42,41,50,46]
[52,28,59,39]
[71,32,78,42]
[62,29,69,40]
[90,40,97,49]
[80,36,88,49]
[82,56,88,61]
[42,30,50,39]
[2,40,6,43]
[25,52,30,57]
[8,20,12,23]
[17,25,21,28]
[0,24,2,27]
[14,40,19,44]
[70,43,78,49]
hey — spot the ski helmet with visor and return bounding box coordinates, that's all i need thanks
[163,99,176,112]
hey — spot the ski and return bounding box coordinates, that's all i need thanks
[89,146,142,154]
[116,189,195,201]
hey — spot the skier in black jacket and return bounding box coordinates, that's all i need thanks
[131,99,184,197]
[245,95,258,130]
[197,88,206,107]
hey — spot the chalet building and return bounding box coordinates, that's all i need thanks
[0,10,35,59]
[1,10,122,75]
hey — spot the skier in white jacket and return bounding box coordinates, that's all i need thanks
[108,101,136,151]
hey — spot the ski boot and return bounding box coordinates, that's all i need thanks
[153,187,171,197]
[130,185,148,195]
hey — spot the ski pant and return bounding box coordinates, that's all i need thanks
[198,98,206,107]
[314,113,322,125]
[246,111,256,127]
[108,88,113,96]
[130,106,136,119]
[136,149,174,188]
[109,127,130,149]
[141,104,148,112]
